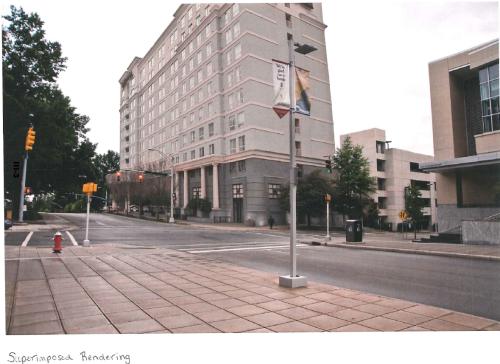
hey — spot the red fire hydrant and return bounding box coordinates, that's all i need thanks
[53,231,63,253]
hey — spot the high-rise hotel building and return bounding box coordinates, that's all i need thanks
[118,3,334,225]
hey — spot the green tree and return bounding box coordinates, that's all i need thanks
[3,6,96,214]
[405,184,425,239]
[363,198,380,228]
[279,170,335,227]
[92,150,120,209]
[332,137,376,220]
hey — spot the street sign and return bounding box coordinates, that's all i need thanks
[82,182,98,194]
[324,193,331,203]
[399,210,408,220]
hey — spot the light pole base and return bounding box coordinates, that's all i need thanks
[83,239,90,247]
[279,275,307,288]
[169,217,175,223]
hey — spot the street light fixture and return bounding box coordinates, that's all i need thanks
[279,39,317,289]
[148,148,175,223]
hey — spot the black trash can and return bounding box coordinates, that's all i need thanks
[346,220,363,242]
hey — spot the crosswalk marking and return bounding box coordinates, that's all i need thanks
[65,231,79,246]
[186,243,307,254]
[21,232,34,247]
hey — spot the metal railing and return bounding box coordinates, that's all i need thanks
[214,216,231,223]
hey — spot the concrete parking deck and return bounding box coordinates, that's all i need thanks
[5,244,500,334]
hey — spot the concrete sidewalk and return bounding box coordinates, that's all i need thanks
[7,213,75,233]
[5,244,500,334]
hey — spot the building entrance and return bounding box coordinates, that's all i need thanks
[233,198,243,223]
[232,184,244,223]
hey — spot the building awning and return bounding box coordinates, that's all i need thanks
[420,151,500,172]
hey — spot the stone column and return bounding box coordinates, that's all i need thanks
[175,172,180,207]
[212,163,219,209]
[183,170,189,208]
[200,166,206,199]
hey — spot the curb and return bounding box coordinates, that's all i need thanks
[300,240,500,262]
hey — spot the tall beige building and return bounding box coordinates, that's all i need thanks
[340,129,437,231]
[118,3,334,225]
[421,40,500,240]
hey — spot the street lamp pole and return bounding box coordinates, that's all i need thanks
[279,38,316,289]
[148,148,175,223]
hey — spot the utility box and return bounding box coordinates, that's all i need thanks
[346,220,363,242]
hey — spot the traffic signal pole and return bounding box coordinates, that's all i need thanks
[326,200,330,240]
[83,194,91,247]
[18,151,28,223]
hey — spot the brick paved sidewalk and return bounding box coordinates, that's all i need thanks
[5,244,500,334]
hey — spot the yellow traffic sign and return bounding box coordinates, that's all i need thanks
[82,182,98,195]
[399,210,408,220]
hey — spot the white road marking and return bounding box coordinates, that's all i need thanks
[174,241,288,250]
[95,220,106,226]
[65,231,78,246]
[251,232,287,238]
[21,231,34,247]
[187,244,307,254]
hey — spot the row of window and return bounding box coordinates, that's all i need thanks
[377,196,431,209]
[229,136,246,154]
[181,143,216,162]
[228,183,282,199]
[123,3,241,101]
[479,63,500,133]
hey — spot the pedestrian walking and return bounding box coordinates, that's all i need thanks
[268,215,275,229]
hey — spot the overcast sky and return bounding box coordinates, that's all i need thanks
[2,1,498,156]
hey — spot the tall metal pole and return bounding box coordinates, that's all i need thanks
[326,201,330,239]
[288,36,297,279]
[83,194,91,246]
[18,152,28,222]
[170,160,175,223]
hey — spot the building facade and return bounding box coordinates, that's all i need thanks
[421,40,500,235]
[340,129,437,231]
[118,3,334,225]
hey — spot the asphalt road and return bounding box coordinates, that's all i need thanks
[5,212,500,321]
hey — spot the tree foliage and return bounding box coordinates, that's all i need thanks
[3,6,117,213]
[279,170,335,226]
[332,137,376,219]
[405,184,424,224]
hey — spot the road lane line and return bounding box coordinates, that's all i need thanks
[187,244,307,254]
[65,231,78,246]
[21,232,34,247]
[252,232,287,238]
[174,241,288,250]
[95,220,106,226]
[176,241,289,250]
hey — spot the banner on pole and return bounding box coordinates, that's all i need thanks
[272,60,290,118]
[294,67,311,116]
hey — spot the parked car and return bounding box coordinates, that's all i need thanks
[4,218,13,230]
[129,205,139,212]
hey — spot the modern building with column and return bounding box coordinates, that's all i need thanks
[340,129,437,231]
[117,3,334,225]
[420,40,500,241]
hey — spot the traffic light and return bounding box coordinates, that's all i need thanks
[25,127,36,151]
[138,173,144,183]
[82,182,98,194]
[325,158,332,173]
[116,171,121,182]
